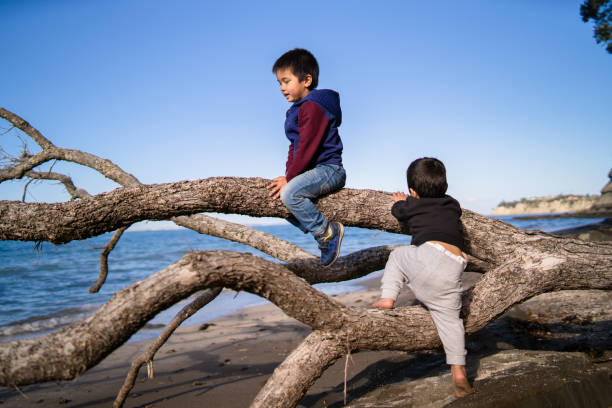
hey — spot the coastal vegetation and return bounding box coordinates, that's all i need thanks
[1,107,611,407]
[492,194,599,215]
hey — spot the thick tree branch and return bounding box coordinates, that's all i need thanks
[286,245,397,283]
[463,237,612,332]
[0,179,394,244]
[1,177,605,267]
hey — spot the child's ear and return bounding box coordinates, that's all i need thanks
[303,74,313,88]
[409,188,420,198]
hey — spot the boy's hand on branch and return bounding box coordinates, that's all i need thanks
[392,192,408,202]
[267,176,287,200]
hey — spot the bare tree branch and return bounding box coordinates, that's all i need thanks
[21,178,34,202]
[0,176,596,267]
[172,214,314,262]
[89,226,129,292]
[25,170,90,200]
[0,178,421,241]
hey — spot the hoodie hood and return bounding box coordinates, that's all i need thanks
[299,89,342,126]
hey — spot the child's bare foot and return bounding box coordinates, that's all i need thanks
[451,364,474,398]
[454,377,475,397]
[372,298,395,309]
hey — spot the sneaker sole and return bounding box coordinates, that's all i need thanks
[325,223,344,267]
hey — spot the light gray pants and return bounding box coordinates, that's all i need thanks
[380,242,467,365]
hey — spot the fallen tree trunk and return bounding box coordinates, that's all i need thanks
[1,108,610,407]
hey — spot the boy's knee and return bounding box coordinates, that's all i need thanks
[280,186,294,206]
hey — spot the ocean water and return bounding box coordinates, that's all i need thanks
[0,216,604,343]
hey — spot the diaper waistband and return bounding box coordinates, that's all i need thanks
[424,242,467,265]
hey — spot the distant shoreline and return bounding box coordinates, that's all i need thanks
[513,211,612,220]
[491,194,598,215]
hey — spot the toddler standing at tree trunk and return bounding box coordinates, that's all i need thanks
[373,157,475,398]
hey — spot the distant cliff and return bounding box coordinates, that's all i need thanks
[491,195,598,215]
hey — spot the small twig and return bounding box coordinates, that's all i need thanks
[25,170,90,200]
[0,125,15,135]
[89,227,128,293]
[25,166,125,293]
[14,384,29,399]
[33,241,43,260]
[47,159,57,174]
[343,332,351,406]
[523,229,564,238]
[146,360,154,379]
[179,231,193,252]
[369,231,382,239]
[79,240,101,250]
[21,179,34,202]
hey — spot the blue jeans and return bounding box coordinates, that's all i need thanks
[280,164,346,237]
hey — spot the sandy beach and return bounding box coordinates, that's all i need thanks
[0,277,421,408]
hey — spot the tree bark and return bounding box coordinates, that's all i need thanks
[0,178,395,243]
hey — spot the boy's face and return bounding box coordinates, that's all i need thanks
[275,68,312,103]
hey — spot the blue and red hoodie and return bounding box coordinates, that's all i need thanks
[284,89,343,182]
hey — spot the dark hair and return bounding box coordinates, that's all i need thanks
[407,157,448,198]
[272,48,319,90]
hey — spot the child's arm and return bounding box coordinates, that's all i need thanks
[285,102,329,181]
[266,143,295,199]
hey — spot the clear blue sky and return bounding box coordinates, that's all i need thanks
[1,0,611,217]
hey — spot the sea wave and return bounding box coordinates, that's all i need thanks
[0,304,100,340]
